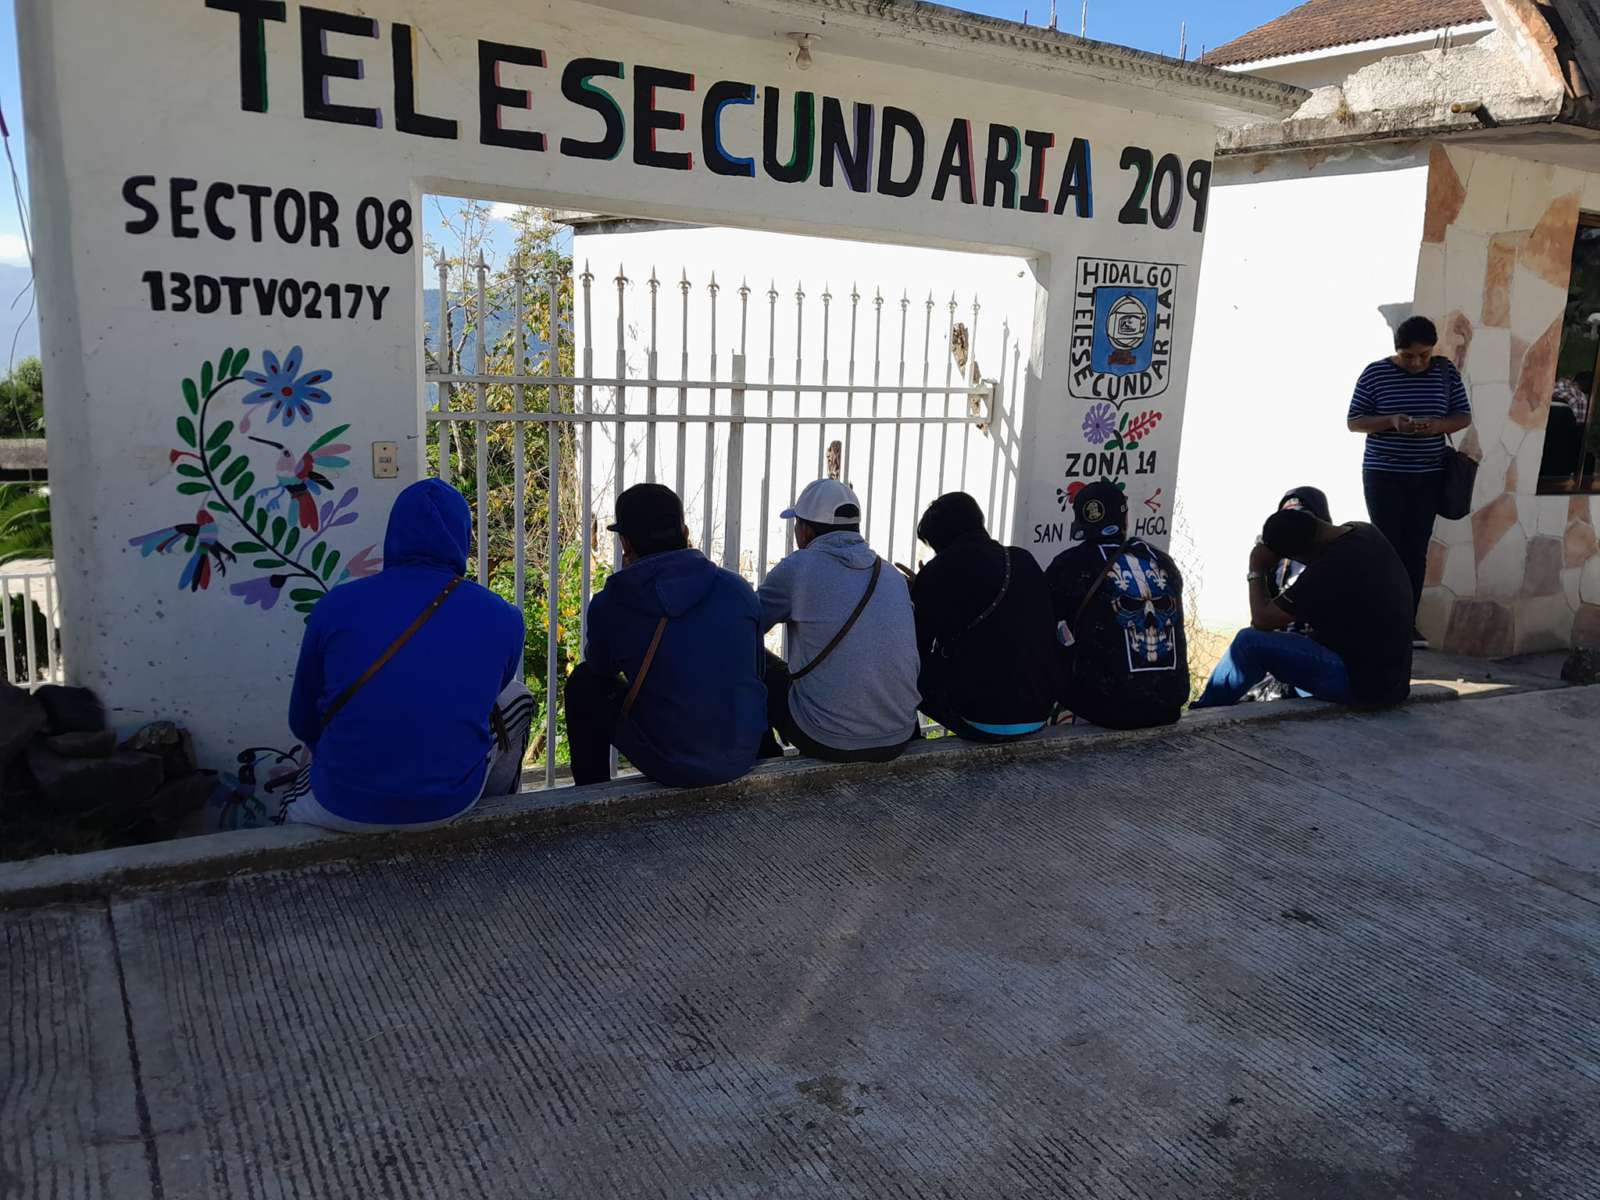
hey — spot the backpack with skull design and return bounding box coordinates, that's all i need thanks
[1053,536,1190,710]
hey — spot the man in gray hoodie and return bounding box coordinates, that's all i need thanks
[758,479,921,763]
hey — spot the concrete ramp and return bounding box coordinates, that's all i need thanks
[6,689,1600,1198]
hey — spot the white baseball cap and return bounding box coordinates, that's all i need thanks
[781,479,862,524]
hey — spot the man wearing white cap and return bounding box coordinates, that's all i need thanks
[757,479,921,763]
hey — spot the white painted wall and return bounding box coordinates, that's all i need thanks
[20,0,1234,776]
[565,222,1038,572]
[1179,148,1430,631]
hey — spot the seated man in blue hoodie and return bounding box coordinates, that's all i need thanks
[280,479,531,831]
[566,483,768,787]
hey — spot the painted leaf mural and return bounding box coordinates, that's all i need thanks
[128,345,381,617]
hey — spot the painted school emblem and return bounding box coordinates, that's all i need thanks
[1069,258,1177,404]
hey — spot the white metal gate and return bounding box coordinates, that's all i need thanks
[425,253,1021,785]
[2,562,64,690]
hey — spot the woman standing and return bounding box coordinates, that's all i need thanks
[1347,316,1472,647]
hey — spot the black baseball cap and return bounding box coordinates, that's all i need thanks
[1071,481,1128,543]
[607,483,684,542]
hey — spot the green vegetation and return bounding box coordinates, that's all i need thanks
[0,357,50,564]
[427,204,604,769]
[0,483,50,564]
[0,356,44,439]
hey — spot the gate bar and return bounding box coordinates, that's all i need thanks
[544,266,562,788]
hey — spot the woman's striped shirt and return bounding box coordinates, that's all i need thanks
[1347,357,1471,474]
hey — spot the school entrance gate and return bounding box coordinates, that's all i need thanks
[19,0,1300,797]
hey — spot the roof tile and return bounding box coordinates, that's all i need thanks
[1202,0,1488,67]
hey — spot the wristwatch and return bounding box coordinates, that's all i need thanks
[1246,570,1265,583]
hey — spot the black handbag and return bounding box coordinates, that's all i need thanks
[1438,434,1478,520]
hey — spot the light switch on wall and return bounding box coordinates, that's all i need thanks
[371,441,400,479]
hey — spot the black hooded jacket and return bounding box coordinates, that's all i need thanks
[911,531,1059,727]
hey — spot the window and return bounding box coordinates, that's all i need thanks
[1537,215,1600,494]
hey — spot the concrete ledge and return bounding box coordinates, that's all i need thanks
[0,680,1535,910]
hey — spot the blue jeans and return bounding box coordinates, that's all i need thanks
[1193,630,1354,708]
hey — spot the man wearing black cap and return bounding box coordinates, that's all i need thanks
[905,491,1057,741]
[1044,481,1190,729]
[565,483,768,787]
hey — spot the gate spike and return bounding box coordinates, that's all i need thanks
[648,266,660,293]
[738,276,751,299]
[615,262,628,286]
[679,268,691,295]
[708,272,720,295]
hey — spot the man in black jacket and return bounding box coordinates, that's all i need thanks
[1191,507,1412,709]
[1045,482,1189,729]
[904,492,1057,741]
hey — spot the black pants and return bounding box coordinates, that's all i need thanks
[761,652,911,764]
[564,660,627,786]
[1363,469,1441,617]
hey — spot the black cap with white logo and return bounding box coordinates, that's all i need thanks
[1071,481,1128,544]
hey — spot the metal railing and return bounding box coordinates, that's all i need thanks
[2,562,63,690]
[425,256,1021,785]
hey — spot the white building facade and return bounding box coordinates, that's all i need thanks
[18,0,1295,778]
[1182,0,1600,655]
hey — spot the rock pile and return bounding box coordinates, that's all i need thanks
[1,679,213,855]
[1561,646,1600,686]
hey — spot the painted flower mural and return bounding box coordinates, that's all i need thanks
[1081,404,1163,452]
[1082,403,1117,446]
[130,345,380,619]
[210,745,309,831]
[241,346,333,428]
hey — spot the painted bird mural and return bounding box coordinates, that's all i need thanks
[250,435,350,531]
[128,510,238,592]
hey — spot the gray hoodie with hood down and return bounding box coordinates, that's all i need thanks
[758,531,921,750]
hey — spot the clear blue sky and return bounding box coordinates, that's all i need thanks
[0,0,1286,265]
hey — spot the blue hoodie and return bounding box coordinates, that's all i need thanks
[288,480,525,825]
[584,548,767,787]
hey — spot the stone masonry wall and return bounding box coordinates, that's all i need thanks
[1414,144,1600,656]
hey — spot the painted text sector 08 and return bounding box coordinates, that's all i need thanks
[203,0,1214,231]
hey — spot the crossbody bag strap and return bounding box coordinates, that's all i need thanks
[1070,541,1132,634]
[967,545,1014,632]
[322,576,463,728]
[621,616,670,718]
[936,546,1014,660]
[791,556,883,681]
